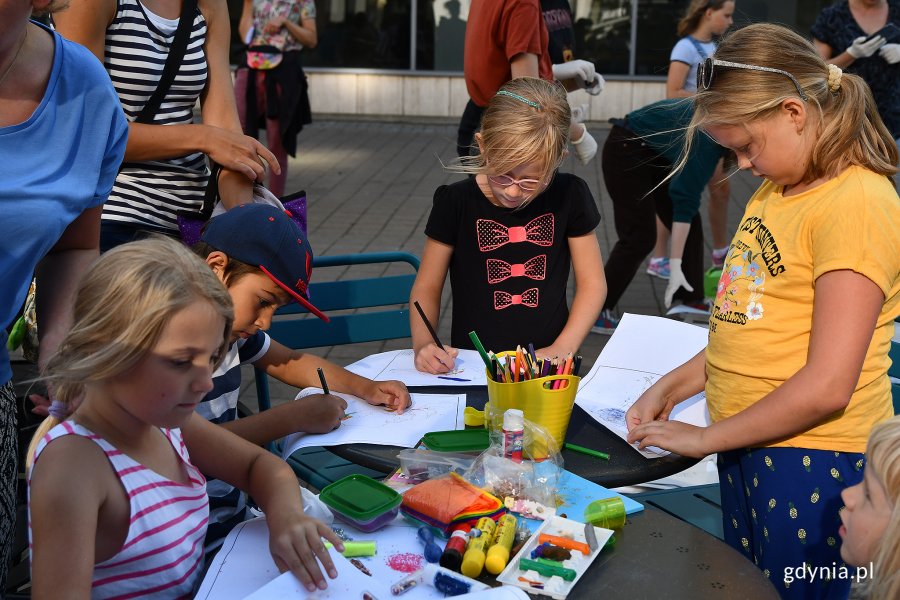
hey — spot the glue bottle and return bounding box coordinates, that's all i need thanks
[439,525,470,571]
[501,409,524,463]
[460,517,496,578]
[484,513,517,575]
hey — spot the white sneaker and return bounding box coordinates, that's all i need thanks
[572,127,597,165]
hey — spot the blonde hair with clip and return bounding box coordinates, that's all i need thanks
[681,23,897,181]
[859,416,900,598]
[453,77,571,207]
[677,0,732,38]
[26,237,233,469]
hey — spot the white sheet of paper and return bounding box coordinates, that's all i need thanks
[280,391,466,457]
[195,518,280,600]
[195,515,448,600]
[243,548,383,600]
[576,313,711,458]
[345,349,488,386]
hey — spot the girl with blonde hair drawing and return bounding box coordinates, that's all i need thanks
[27,237,343,598]
[411,77,606,373]
[627,23,900,599]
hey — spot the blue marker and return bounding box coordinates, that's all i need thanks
[437,376,471,382]
[417,527,442,563]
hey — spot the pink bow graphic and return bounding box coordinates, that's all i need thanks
[494,288,539,310]
[476,214,554,252]
[486,255,547,284]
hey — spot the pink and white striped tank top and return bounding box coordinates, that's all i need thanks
[28,421,209,599]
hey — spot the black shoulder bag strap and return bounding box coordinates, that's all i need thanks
[135,0,199,124]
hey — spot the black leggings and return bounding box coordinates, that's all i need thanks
[601,125,705,309]
[456,99,486,158]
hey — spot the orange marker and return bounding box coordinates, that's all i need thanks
[538,533,590,555]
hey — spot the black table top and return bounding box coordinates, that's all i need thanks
[542,506,778,599]
[329,385,698,488]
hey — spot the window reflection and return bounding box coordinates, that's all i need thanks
[227,0,839,76]
[305,0,412,69]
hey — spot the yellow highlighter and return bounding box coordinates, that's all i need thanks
[484,514,517,575]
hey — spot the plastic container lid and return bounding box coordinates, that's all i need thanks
[421,429,491,452]
[318,474,401,523]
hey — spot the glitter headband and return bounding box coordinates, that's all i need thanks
[827,64,842,92]
[495,90,541,109]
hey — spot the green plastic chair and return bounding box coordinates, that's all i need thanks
[253,251,421,490]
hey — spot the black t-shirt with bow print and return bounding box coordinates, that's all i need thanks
[425,172,600,352]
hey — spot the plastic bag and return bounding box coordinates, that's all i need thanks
[464,410,563,520]
[400,472,505,537]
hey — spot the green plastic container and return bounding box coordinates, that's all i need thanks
[318,474,401,532]
[704,267,723,300]
[421,429,491,453]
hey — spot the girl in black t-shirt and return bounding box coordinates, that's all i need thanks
[410,77,607,374]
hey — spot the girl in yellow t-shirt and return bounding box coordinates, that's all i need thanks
[627,23,900,600]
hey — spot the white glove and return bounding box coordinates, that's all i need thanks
[584,73,605,96]
[571,127,597,164]
[552,59,596,85]
[879,43,900,64]
[664,258,694,309]
[847,35,886,59]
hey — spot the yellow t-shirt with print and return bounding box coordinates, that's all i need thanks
[706,166,900,453]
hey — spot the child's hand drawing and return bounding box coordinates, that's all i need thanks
[292,393,348,433]
[414,342,459,374]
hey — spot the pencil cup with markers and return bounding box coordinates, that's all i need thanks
[484,351,579,459]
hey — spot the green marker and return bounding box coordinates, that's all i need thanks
[467,330,493,370]
[519,558,577,581]
[564,442,610,461]
[324,541,377,557]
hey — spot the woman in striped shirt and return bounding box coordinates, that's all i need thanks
[27,238,343,598]
[54,0,278,250]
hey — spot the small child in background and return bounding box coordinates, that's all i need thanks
[655,0,737,276]
[840,415,900,598]
[411,77,606,373]
[27,238,343,598]
[626,23,900,599]
[192,203,411,548]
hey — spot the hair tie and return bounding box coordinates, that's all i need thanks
[495,90,541,109]
[48,400,69,421]
[827,64,842,92]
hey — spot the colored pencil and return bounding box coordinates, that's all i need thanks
[317,367,330,395]
[413,301,444,350]
[467,330,493,370]
[563,442,610,461]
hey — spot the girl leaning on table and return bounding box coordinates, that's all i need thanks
[626,23,900,600]
[26,238,342,598]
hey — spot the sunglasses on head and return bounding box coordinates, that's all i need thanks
[697,57,809,101]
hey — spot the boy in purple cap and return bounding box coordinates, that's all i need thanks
[193,203,411,549]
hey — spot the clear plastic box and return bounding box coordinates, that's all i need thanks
[397,448,476,482]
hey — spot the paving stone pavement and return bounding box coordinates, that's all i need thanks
[242,119,761,410]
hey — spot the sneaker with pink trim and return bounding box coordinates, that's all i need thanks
[646,257,670,279]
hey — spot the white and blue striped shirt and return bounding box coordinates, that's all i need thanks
[103,0,210,231]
